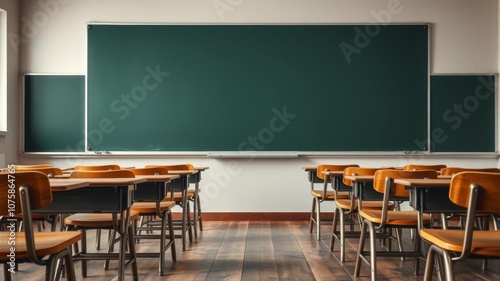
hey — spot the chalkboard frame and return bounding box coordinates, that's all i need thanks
[23,25,498,156]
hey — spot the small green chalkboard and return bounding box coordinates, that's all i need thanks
[24,74,85,152]
[430,74,496,152]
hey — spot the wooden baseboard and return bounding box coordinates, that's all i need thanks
[171,212,335,221]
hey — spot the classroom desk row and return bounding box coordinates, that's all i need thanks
[3,166,208,281]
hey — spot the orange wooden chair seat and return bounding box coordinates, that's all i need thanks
[359,209,431,226]
[0,232,81,260]
[421,229,500,255]
[335,198,394,211]
[64,212,140,228]
[311,190,350,199]
[131,201,176,214]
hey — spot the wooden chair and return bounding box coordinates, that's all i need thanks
[421,172,500,281]
[0,171,81,281]
[126,167,176,275]
[441,167,500,230]
[2,167,64,231]
[145,164,195,250]
[310,164,358,240]
[66,170,139,278]
[354,169,437,281]
[72,164,121,249]
[404,164,447,171]
[146,164,203,237]
[330,167,394,262]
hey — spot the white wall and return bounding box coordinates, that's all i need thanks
[0,0,19,166]
[14,0,500,212]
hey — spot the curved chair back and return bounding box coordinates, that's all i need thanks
[449,172,500,211]
[127,167,169,176]
[70,169,135,178]
[403,164,446,171]
[342,167,383,187]
[0,171,52,217]
[373,169,438,198]
[73,164,121,171]
[441,167,500,176]
[145,164,191,171]
[11,167,63,178]
[316,164,359,181]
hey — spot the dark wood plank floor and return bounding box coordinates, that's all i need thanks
[4,220,500,280]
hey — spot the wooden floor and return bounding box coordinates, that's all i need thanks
[3,220,500,280]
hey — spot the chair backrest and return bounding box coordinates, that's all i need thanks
[316,164,359,181]
[373,169,438,198]
[403,164,446,171]
[0,171,52,217]
[441,167,500,176]
[145,164,191,171]
[9,167,63,178]
[14,164,53,169]
[342,167,382,186]
[127,167,169,176]
[449,172,500,212]
[73,164,121,171]
[70,169,135,178]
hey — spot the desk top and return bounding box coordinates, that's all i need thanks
[136,174,180,182]
[394,178,451,187]
[321,170,345,176]
[49,179,90,191]
[302,166,317,171]
[167,170,198,176]
[193,166,209,171]
[343,175,374,182]
[51,177,146,186]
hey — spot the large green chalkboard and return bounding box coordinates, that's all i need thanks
[87,24,429,152]
[430,74,496,152]
[24,75,85,152]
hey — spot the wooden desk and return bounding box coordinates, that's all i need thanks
[38,177,146,281]
[302,166,322,186]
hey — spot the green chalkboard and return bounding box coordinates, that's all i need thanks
[430,74,496,152]
[24,75,85,152]
[87,24,429,152]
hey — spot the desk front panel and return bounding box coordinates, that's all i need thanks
[411,187,466,213]
[134,182,167,202]
[35,185,135,213]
